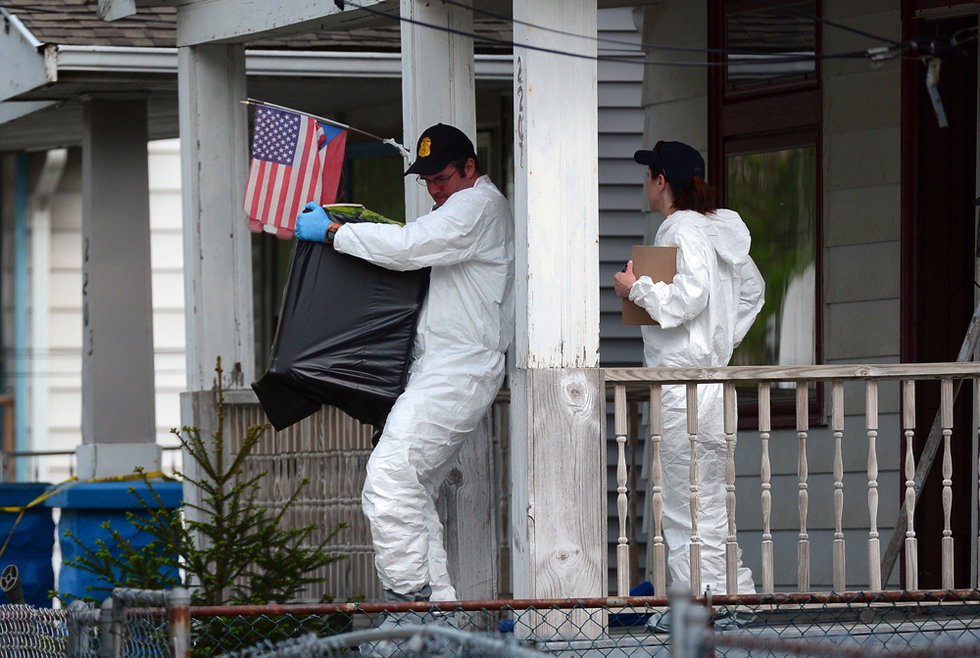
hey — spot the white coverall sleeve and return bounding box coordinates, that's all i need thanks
[627,230,713,329]
[332,192,492,271]
[733,257,765,346]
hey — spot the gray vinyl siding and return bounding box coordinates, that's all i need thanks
[598,8,647,369]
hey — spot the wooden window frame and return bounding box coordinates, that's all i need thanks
[709,0,825,429]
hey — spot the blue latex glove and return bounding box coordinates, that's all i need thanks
[295,202,342,243]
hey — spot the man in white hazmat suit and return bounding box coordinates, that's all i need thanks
[294,123,514,607]
[613,140,764,599]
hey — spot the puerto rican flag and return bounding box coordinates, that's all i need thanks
[243,105,347,239]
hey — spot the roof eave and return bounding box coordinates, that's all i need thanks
[0,6,53,102]
[21,45,512,84]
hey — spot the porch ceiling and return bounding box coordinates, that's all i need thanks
[0,0,530,153]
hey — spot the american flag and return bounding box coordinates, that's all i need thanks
[243,105,347,239]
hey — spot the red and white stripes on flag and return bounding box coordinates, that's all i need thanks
[243,105,346,239]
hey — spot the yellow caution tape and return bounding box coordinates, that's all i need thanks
[0,470,174,563]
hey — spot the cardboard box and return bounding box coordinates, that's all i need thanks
[622,245,677,325]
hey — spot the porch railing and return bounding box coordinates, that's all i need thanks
[604,361,980,598]
[0,446,182,484]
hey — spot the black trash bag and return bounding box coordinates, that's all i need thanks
[252,240,429,431]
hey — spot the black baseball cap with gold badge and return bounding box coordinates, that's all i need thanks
[404,123,478,176]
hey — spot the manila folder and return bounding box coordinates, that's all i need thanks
[622,245,677,326]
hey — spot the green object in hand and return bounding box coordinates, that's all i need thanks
[324,203,404,226]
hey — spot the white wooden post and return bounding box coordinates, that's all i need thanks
[902,379,918,591]
[867,380,882,590]
[649,384,667,595]
[759,384,773,593]
[176,44,251,536]
[941,378,955,589]
[78,98,160,478]
[686,383,702,595]
[177,44,253,392]
[796,381,810,592]
[832,380,847,592]
[511,0,604,640]
[400,0,476,221]
[399,0,495,603]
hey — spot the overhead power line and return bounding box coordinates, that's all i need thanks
[335,0,926,68]
[4,0,974,69]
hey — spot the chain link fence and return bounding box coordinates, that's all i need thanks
[5,588,980,657]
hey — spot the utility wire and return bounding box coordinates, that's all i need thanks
[340,0,905,67]
[4,0,969,68]
[340,0,688,66]
[440,0,859,61]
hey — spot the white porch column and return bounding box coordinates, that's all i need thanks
[511,0,605,635]
[177,44,253,391]
[79,98,160,478]
[399,0,496,604]
[400,0,476,220]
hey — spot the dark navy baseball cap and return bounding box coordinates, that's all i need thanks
[634,141,705,188]
[404,123,477,176]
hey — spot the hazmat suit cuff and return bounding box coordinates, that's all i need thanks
[629,276,669,324]
[331,223,351,251]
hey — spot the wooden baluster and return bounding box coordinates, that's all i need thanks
[832,381,846,592]
[796,382,810,592]
[941,378,954,589]
[759,383,774,594]
[867,380,882,590]
[902,380,917,591]
[724,382,738,595]
[614,383,630,596]
[649,384,667,596]
[687,382,702,595]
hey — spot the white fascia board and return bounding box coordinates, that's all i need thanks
[246,51,512,80]
[52,46,512,80]
[175,0,393,47]
[97,0,137,21]
[54,46,179,73]
[0,6,51,102]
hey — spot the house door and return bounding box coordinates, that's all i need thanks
[903,10,978,588]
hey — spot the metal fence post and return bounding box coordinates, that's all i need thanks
[167,587,191,658]
[97,596,114,658]
[110,589,128,658]
[67,599,89,657]
[684,600,710,657]
[669,585,692,658]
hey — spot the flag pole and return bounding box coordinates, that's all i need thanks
[242,98,411,159]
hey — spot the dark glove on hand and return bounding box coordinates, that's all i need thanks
[296,202,343,244]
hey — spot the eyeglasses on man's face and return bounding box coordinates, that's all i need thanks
[417,169,461,187]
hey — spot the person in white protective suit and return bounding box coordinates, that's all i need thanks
[294,123,514,606]
[613,140,764,597]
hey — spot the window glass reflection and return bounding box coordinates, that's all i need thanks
[727,146,816,369]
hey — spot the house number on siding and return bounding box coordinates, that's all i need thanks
[517,55,526,169]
